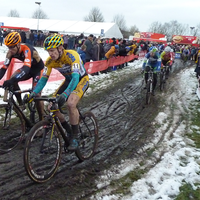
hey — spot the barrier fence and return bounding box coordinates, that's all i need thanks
[0,54,139,84]
[0,51,176,85]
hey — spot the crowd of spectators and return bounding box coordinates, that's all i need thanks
[1,28,199,75]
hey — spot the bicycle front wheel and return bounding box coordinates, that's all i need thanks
[0,103,25,154]
[75,111,98,161]
[24,120,62,183]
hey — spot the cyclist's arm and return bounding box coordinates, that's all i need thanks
[62,63,80,98]
[33,66,51,94]
[142,53,150,70]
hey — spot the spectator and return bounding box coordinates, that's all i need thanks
[33,31,38,46]
[29,31,34,46]
[63,35,68,50]
[84,34,94,62]
[92,38,105,61]
[20,30,26,43]
[76,33,85,51]
[77,44,86,64]
[118,39,128,69]
[25,30,31,45]
[68,35,75,49]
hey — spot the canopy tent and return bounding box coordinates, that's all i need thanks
[0,16,123,38]
[1,26,30,31]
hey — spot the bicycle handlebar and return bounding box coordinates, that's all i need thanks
[33,96,57,103]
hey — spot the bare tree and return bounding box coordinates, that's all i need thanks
[148,20,190,41]
[112,14,127,31]
[8,10,20,17]
[129,25,139,35]
[32,9,48,19]
[84,7,104,22]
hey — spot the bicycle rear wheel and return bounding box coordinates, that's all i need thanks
[75,111,98,161]
[24,120,62,183]
[146,81,151,105]
[0,103,25,154]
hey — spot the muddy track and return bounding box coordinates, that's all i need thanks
[0,60,195,200]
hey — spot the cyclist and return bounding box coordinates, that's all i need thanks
[142,47,160,95]
[0,31,44,120]
[27,33,89,151]
[160,46,173,78]
[182,46,190,62]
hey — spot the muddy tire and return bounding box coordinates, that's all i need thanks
[75,111,98,161]
[24,120,62,183]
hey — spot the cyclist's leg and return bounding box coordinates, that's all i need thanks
[153,73,157,92]
[54,79,72,135]
[67,75,89,150]
[144,73,148,89]
[11,70,31,106]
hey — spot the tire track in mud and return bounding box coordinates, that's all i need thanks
[0,60,195,200]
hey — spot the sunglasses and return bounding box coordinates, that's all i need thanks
[7,45,16,49]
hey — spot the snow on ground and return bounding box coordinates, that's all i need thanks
[1,45,200,199]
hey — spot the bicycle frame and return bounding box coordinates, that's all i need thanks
[34,97,70,146]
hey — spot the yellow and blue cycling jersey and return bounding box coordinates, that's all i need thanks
[33,49,88,98]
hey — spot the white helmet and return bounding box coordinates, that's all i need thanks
[164,46,171,52]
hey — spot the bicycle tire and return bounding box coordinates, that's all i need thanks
[75,111,98,161]
[159,72,164,91]
[0,103,26,154]
[146,81,151,105]
[160,72,166,91]
[24,120,62,183]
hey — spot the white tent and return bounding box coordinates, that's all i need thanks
[0,16,123,38]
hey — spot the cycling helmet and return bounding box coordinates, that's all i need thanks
[150,46,158,53]
[4,32,21,46]
[43,34,64,50]
[164,46,171,52]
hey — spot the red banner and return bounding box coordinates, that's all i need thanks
[172,35,198,45]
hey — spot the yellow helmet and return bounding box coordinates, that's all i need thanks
[43,34,64,50]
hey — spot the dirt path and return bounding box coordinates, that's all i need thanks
[0,60,196,200]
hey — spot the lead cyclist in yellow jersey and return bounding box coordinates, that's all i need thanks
[27,34,89,151]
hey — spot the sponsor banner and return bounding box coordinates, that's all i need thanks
[175,52,181,59]
[172,35,198,44]
[133,32,167,43]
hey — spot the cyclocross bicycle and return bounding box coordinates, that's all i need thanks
[0,86,44,154]
[145,65,155,105]
[23,96,98,183]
